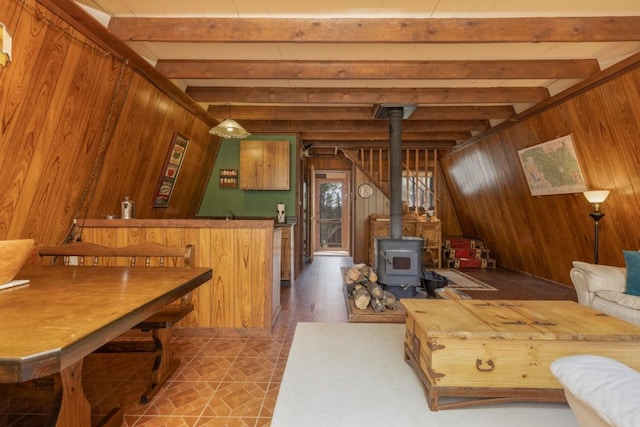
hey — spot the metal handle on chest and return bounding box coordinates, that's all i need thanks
[475,358,495,372]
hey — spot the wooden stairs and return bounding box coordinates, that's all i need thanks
[442,237,496,269]
[341,147,445,208]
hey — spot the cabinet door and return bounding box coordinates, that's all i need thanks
[239,141,262,189]
[239,140,290,190]
[280,227,291,280]
[402,222,417,236]
[416,223,441,246]
[263,141,290,190]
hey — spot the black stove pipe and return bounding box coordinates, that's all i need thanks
[388,107,404,239]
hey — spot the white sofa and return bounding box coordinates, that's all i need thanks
[551,355,640,427]
[570,261,640,327]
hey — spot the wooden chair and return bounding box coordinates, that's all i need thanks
[38,241,196,404]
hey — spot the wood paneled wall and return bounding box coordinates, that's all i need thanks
[0,0,218,246]
[441,66,640,286]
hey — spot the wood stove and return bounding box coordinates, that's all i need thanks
[376,237,423,297]
[373,104,424,298]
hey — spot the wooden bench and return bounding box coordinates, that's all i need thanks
[37,241,196,404]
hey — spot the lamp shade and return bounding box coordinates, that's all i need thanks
[583,190,610,204]
[209,119,250,139]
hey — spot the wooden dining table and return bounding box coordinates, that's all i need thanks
[0,264,212,427]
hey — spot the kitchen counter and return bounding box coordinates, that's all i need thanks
[77,219,281,337]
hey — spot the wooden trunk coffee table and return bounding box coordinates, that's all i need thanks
[402,299,640,411]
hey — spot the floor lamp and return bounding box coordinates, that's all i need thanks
[583,190,610,264]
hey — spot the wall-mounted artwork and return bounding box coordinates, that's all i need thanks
[517,134,587,196]
[153,132,190,207]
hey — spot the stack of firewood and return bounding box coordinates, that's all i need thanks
[345,264,397,312]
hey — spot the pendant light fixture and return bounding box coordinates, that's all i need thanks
[209,105,250,139]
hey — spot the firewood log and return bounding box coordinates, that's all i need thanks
[366,281,384,300]
[382,290,397,310]
[353,287,372,310]
[346,266,364,284]
[368,270,378,282]
[371,298,385,313]
[351,283,365,297]
[346,282,356,295]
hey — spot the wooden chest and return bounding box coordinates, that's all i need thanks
[402,299,640,410]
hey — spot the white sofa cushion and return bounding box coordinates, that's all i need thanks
[551,355,640,427]
[572,261,626,293]
[596,290,640,310]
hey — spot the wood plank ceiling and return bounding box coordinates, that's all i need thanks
[75,0,640,153]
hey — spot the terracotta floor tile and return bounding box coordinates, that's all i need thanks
[130,415,199,426]
[197,339,246,358]
[84,353,149,381]
[224,358,276,383]
[0,413,53,426]
[0,395,53,414]
[271,359,287,382]
[259,383,280,418]
[238,339,283,358]
[173,357,234,382]
[202,382,268,418]
[141,381,218,417]
[195,417,258,426]
[171,337,212,357]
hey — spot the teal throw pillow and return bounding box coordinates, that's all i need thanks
[623,251,640,296]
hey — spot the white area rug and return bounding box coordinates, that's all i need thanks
[272,323,578,427]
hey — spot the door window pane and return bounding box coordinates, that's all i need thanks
[319,182,343,248]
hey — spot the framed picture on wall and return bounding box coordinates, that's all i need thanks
[517,134,587,196]
[152,132,190,208]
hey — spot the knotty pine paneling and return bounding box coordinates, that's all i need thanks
[86,74,218,220]
[79,219,277,336]
[0,0,218,247]
[441,66,640,287]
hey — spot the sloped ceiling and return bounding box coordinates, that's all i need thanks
[74,0,640,152]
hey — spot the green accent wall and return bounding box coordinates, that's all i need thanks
[197,134,297,218]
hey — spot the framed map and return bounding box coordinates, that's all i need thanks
[517,134,587,196]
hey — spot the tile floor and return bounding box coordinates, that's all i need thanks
[0,256,572,426]
[0,255,352,426]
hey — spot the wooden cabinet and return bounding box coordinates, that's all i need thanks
[272,228,282,323]
[279,225,292,281]
[369,215,441,269]
[416,221,442,269]
[239,140,290,190]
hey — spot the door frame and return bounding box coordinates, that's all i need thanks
[313,171,351,253]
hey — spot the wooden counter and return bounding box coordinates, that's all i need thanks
[76,219,280,337]
[276,223,294,281]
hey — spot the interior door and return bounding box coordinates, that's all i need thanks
[314,173,350,253]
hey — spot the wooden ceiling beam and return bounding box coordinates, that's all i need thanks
[304,140,457,150]
[109,17,640,43]
[188,86,549,104]
[208,105,516,121]
[300,131,471,141]
[240,120,489,132]
[157,59,599,80]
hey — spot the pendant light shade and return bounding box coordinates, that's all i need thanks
[209,119,251,139]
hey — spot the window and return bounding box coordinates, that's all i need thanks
[402,170,433,209]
